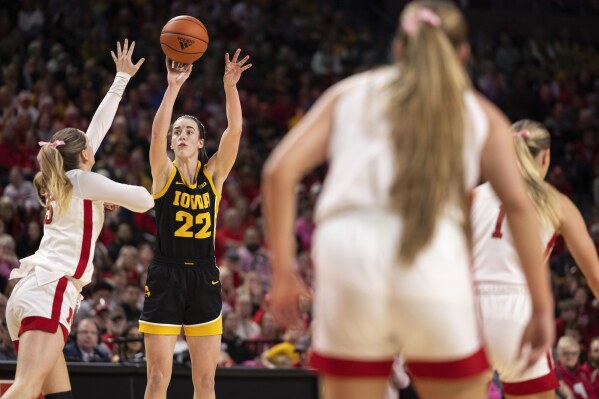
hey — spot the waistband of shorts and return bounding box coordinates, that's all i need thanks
[153,254,217,268]
[475,283,528,295]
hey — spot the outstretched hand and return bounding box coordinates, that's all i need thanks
[111,39,145,77]
[165,58,193,88]
[224,49,252,88]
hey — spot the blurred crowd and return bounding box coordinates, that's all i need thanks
[0,0,599,396]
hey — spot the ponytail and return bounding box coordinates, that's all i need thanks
[34,146,73,215]
[33,128,87,217]
[512,120,560,229]
[388,0,471,263]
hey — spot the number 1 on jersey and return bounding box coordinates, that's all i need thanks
[492,206,506,239]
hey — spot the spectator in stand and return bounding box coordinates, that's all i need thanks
[221,312,253,365]
[125,146,152,192]
[108,267,128,301]
[101,308,127,354]
[260,324,307,369]
[234,196,257,231]
[237,227,270,285]
[251,311,281,342]
[0,318,16,360]
[137,242,154,272]
[574,287,599,347]
[252,292,271,326]
[113,323,144,363]
[216,207,245,261]
[107,222,136,261]
[77,280,115,320]
[114,245,142,284]
[548,166,575,199]
[219,266,235,314]
[3,166,39,214]
[555,336,598,399]
[494,32,520,76]
[235,293,261,340]
[0,234,19,292]
[222,248,242,288]
[0,197,24,240]
[118,282,142,322]
[92,299,112,335]
[15,219,42,259]
[64,318,111,363]
[557,299,581,341]
[582,337,599,394]
[236,271,262,314]
[93,242,115,282]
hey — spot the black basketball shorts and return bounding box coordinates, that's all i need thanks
[139,255,222,336]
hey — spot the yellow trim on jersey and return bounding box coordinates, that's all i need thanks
[203,165,221,246]
[175,161,202,189]
[138,320,181,335]
[202,165,221,199]
[212,196,220,247]
[183,314,222,337]
[152,167,177,199]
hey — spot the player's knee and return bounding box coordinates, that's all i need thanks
[193,372,215,392]
[147,367,171,390]
[45,391,74,399]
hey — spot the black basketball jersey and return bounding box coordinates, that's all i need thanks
[153,161,220,261]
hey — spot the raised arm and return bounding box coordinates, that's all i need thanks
[556,191,599,298]
[478,93,554,367]
[207,49,252,191]
[74,171,153,213]
[86,39,145,153]
[149,60,192,194]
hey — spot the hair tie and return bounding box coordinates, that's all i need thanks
[513,130,530,138]
[402,8,441,36]
[38,140,65,149]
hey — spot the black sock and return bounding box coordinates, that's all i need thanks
[45,391,74,399]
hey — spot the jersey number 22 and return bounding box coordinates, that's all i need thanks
[174,210,211,239]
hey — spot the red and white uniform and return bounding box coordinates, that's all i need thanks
[472,182,559,395]
[310,66,490,379]
[6,72,154,347]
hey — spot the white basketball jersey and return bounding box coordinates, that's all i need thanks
[471,182,556,285]
[314,66,489,222]
[13,172,105,288]
[9,72,154,289]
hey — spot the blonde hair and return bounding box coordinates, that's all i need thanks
[557,336,580,354]
[511,119,560,230]
[388,0,471,263]
[33,128,87,216]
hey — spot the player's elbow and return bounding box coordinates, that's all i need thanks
[135,190,155,213]
[263,154,298,189]
[141,192,155,212]
[226,125,243,138]
[262,157,284,189]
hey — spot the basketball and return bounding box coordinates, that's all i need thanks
[160,16,209,64]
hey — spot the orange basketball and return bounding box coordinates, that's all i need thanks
[160,16,209,64]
